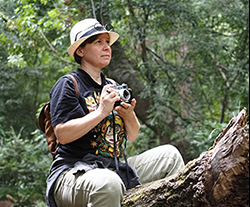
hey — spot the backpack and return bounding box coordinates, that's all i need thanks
[38,75,79,158]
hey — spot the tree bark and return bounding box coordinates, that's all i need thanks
[122,108,249,207]
[107,42,181,145]
[107,42,158,134]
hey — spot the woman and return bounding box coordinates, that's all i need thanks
[46,18,184,207]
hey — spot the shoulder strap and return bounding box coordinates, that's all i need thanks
[68,74,79,99]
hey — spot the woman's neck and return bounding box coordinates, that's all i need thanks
[80,63,102,85]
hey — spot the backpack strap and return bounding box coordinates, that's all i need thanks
[68,74,79,99]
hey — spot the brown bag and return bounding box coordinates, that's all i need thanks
[38,75,79,158]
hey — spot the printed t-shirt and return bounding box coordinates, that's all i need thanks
[50,68,126,159]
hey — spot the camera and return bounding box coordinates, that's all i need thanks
[108,83,133,107]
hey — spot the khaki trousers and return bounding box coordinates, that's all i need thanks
[53,144,185,207]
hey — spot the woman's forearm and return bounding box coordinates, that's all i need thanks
[123,111,140,142]
[54,110,106,145]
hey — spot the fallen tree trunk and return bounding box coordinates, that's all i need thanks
[123,107,249,207]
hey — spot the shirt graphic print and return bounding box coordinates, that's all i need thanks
[85,91,126,158]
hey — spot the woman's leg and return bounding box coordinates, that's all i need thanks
[53,168,125,207]
[127,144,185,184]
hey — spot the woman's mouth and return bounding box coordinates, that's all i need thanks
[102,55,110,58]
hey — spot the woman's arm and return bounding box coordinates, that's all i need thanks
[54,110,105,145]
[115,99,140,142]
[54,84,120,145]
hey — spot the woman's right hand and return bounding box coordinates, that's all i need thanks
[97,84,120,116]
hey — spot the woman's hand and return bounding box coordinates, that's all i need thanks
[114,99,136,119]
[97,84,120,117]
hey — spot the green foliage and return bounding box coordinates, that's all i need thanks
[109,0,249,157]
[0,128,51,206]
[0,0,74,137]
[0,0,249,204]
[125,124,158,157]
[172,120,229,160]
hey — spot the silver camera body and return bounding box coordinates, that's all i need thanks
[111,83,133,107]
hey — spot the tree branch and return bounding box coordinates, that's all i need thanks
[39,30,76,67]
[90,0,97,19]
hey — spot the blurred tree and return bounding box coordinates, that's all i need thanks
[0,0,248,205]
[0,0,249,160]
[99,0,249,159]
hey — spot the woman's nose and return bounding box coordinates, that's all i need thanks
[103,42,111,50]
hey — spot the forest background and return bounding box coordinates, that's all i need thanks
[0,0,249,206]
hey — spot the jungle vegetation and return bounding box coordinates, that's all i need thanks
[0,0,248,206]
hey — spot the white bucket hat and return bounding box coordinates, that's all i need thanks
[68,18,120,58]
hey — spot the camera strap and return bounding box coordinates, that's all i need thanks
[112,110,120,174]
[112,110,130,187]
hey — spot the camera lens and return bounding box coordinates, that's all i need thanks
[122,90,131,102]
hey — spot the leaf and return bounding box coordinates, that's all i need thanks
[7,53,27,68]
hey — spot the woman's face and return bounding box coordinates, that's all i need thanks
[81,33,112,69]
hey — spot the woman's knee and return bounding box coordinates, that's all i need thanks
[128,144,185,184]
[83,168,125,196]
[162,144,183,158]
[86,169,125,206]
[160,144,185,175]
[159,144,184,163]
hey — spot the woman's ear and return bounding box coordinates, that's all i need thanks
[76,47,84,57]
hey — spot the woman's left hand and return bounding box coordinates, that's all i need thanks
[114,98,136,119]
